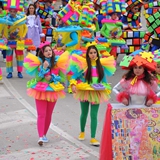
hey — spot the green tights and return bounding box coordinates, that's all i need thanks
[80,101,99,138]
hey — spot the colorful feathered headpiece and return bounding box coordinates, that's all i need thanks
[120,50,157,71]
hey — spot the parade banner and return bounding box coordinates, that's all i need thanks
[111,104,160,160]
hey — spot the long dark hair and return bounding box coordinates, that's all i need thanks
[123,67,155,84]
[85,45,104,83]
[0,1,4,10]
[26,4,37,16]
[37,45,55,69]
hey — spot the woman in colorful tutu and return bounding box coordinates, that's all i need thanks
[69,45,116,146]
[23,41,69,146]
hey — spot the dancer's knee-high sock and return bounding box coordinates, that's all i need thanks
[80,101,89,132]
[35,99,47,137]
[90,104,99,138]
[44,101,56,135]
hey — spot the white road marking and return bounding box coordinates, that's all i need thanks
[3,77,99,158]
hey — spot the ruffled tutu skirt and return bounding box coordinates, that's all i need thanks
[27,88,65,102]
[73,90,110,104]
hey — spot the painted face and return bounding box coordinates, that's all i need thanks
[29,5,35,15]
[155,63,160,75]
[43,46,53,58]
[9,9,17,17]
[111,13,118,20]
[133,65,144,76]
[88,48,98,60]
[131,6,139,13]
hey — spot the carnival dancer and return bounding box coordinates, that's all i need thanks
[23,41,69,146]
[112,51,160,106]
[26,4,44,53]
[5,1,28,78]
[70,45,116,146]
[99,0,126,60]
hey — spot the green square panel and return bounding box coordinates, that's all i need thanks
[147,15,155,23]
[152,23,158,29]
[153,12,160,19]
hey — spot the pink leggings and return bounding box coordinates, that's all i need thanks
[35,99,56,137]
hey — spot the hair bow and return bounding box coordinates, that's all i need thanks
[39,41,51,49]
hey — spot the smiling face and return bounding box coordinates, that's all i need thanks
[156,63,160,75]
[43,46,53,58]
[133,65,144,76]
[88,48,98,60]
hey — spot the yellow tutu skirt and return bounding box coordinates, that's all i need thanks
[73,90,110,104]
[27,88,65,102]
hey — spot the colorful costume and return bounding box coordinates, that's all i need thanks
[26,15,44,48]
[23,51,69,102]
[99,0,126,59]
[4,0,28,78]
[69,51,116,142]
[23,47,69,143]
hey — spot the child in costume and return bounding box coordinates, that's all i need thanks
[112,51,160,106]
[5,4,28,79]
[70,45,116,146]
[26,4,44,51]
[23,41,69,146]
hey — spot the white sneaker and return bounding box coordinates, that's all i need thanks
[3,58,6,62]
[38,137,43,146]
[42,136,49,143]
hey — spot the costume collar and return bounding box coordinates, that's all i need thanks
[130,74,145,85]
[91,57,98,66]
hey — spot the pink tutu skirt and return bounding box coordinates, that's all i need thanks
[27,88,65,102]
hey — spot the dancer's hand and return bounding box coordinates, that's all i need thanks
[45,75,51,81]
[43,60,49,69]
[146,99,153,107]
[122,98,129,106]
[71,85,77,93]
